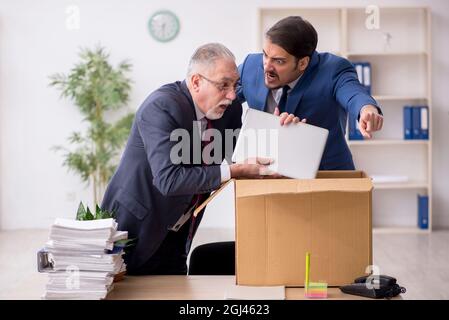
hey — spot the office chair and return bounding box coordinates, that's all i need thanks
[188,241,235,275]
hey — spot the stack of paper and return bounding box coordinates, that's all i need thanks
[370,175,409,183]
[42,218,127,300]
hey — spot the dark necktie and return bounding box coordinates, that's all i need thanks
[277,85,290,114]
[186,117,213,252]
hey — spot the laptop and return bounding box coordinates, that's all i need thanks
[231,108,329,179]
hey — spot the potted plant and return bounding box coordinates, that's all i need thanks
[50,46,134,205]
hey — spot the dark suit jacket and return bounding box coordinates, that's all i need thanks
[237,51,381,170]
[101,81,242,271]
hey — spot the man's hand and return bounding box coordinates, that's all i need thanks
[359,105,383,139]
[274,107,307,126]
[230,157,279,179]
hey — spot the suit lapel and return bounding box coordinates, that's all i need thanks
[255,64,270,111]
[180,81,203,165]
[180,80,197,120]
[286,51,320,115]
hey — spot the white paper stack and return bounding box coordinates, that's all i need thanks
[370,175,409,183]
[42,218,128,300]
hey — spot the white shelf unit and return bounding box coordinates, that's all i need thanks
[258,7,432,233]
[348,140,429,146]
[373,95,428,101]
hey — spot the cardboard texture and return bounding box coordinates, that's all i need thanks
[195,171,373,287]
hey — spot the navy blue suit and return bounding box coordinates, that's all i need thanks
[101,81,242,273]
[237,51,380,170]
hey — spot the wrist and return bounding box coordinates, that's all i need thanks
[361,105,379,115]
[230,164,241,178]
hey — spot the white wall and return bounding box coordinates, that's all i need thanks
[1,0,448,230]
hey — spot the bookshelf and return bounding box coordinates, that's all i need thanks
[348,140,429,146]
[258,7,432,233]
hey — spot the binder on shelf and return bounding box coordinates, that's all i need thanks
[351,61,371,94]
[411,106,421,139]
[362,62,372,94]
[417,194,429,229]
[403,106,413,140]
[403,105,430,140]
[354,63,363,85]
[420,106,429,139]
[409,106,430,140]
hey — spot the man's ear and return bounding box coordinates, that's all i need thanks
[298,56,310,72]
[190,74,201,92]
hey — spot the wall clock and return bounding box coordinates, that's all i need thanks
[148,10,180,42]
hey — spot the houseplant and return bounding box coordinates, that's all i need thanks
[50,46,134,205]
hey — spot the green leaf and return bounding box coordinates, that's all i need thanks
[114,238,137,248]
[109,208,117,219]
[95,204,102,219]
[85,206,95,220]
[76,202,87,220]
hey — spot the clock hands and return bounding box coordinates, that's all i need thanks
[148,11,179,42]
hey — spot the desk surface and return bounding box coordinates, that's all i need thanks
[107,275,378,300]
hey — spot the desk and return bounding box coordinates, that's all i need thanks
[107,275,377,300]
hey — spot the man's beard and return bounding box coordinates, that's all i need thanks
[206,102,231,120]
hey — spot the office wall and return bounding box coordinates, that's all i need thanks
[1,0,448,229]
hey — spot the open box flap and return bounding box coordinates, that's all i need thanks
[233,178,372,198]
[193,179,234,217]
[193,171,372,216]
[316,170,368,179]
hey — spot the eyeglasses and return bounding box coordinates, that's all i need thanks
[198,74,239,94]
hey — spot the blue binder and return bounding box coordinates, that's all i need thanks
[418,194,429,229]
[351,61,371,94]
[403,106,413,140]
[362,62,372,94]
[412,106,421,139]
[354,63,364,85]
[420,106,429,139]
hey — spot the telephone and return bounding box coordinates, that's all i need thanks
[340,274,406,299]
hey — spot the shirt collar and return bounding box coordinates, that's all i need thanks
[193,101,206,121]
[271,74,302,102]
[287,74,301,90]
[277,74,302,92]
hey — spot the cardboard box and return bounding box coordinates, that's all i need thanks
[195,171,373,287]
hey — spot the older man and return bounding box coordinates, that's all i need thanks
[101,43,272,275]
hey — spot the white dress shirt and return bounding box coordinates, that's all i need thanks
[265,75,302,114]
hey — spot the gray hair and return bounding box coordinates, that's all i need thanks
[186,43,235,80]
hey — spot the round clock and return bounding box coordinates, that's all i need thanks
[148,10,180,42]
